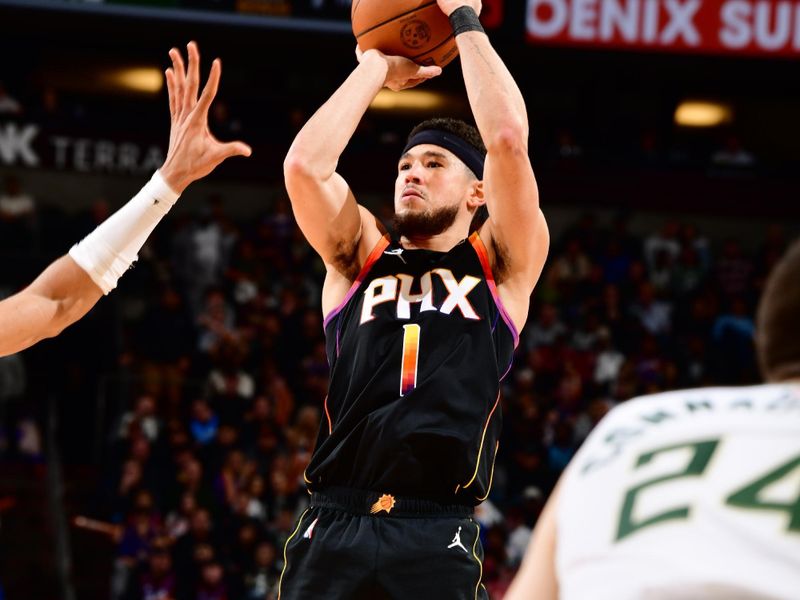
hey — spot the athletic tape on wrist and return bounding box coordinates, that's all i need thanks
[449,6,485,37]
[69,170,179,294]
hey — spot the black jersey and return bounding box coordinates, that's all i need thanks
[305,232,518,505]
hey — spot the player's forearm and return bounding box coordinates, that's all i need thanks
[284,54,387,180]
[455,30,529,150]
[69,171,179,295]
[0,256,103,357]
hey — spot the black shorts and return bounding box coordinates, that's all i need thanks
[278,487,489,600]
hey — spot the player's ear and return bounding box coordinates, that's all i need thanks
[466,179,484,209]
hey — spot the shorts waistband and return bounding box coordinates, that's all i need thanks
[310,486,474,518]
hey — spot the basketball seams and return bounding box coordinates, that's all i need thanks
[353,0,440,39]
[411,33,455,61]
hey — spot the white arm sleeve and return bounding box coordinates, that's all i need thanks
[69,170,180,294]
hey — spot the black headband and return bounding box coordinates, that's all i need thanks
[402,129,485,179]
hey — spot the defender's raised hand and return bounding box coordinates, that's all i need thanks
[160,41,252,194]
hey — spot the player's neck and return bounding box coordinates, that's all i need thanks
[400,228,467,252]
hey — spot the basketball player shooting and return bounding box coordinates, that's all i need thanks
[0,42,250,358]
[505,241,800,600]
[281,0,549,597]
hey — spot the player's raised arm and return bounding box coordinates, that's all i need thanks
[283,49,441,274]
[440,0,549,328]
[0,42,250,358]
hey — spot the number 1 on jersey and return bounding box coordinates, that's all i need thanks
[400,324,421,396]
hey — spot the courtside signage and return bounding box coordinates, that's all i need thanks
[526,0,800,57]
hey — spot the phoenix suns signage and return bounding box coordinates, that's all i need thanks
[526,0,800,57]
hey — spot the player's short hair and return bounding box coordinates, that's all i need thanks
[756,238,800,381]
[407,118,489,231]
[408,118,487,166]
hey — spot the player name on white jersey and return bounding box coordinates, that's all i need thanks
[557,383,800,600]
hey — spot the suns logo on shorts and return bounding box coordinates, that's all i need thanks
[370,494,396,514]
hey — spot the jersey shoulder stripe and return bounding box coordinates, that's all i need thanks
[468,232,519,348]
[323,234,391,329]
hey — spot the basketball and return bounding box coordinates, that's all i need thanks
[352,0,458,67]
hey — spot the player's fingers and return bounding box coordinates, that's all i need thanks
[219,140,253,159]
[397,77,427,91]
[417,65,442,79]
[196,58,221,117]
[169,47,186,92]
[184,41,201,113]
[165,68,177,120]
[168,48,186,117]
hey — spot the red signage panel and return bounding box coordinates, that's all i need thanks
[525,0,800,57]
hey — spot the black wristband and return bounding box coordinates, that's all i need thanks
[449,6,485,37]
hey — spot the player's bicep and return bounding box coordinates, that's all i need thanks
[284,166,364,265]
[0,289,59,357]
[482,150,548,287]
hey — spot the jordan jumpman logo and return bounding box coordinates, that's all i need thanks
[447,526,469,553]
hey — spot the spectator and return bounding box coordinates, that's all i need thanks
[648,248,676,293]
[715,238,754,300]
[677,333,711,387]
[197,288,237,356]
[190,199,238,311]
[523,304,567,351]
[592,327,624,394]
[671,245,707,297]
[195,562,227,600]
[570,311,603,352]
[505,506,532,568]
[189,400,219,447]
[206,339,255,425]
[165,492,197,541]
[117,395,161,443]
[552,238,591,289]
[134,547,176,600]
[572,397,613,445]
[112,509,161,600]
[598,238,633,286]
[135,288,195,410]
[644,220,681,272]
[242,541,280,600]
[712,296,757,383]
[174,458,215,513]
[173,508,219,594]
[630,282,672,337]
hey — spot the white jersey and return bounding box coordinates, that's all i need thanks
[556,383,800,600]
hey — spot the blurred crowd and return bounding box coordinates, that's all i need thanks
[0,160,792,597]
[38,194,782,600]
[0,26,795,599]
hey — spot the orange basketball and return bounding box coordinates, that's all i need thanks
[352,0,458,67]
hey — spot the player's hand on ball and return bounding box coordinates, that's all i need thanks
[357,46,442,92]
[160,41,252,194]
[436,0,481,17]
